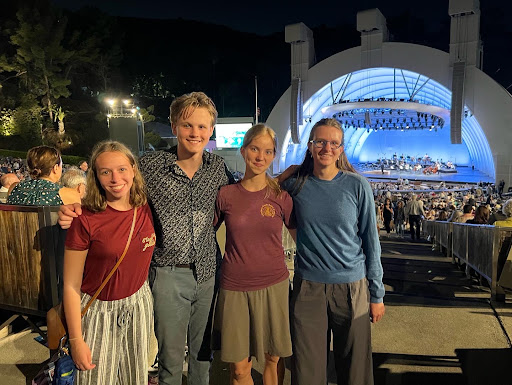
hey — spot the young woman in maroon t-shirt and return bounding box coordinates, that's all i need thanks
[213,124,295,385]
[63,141,155,385]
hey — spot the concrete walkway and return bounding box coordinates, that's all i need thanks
[1,234,511,385]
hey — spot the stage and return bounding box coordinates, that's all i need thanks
[358,166,493,184]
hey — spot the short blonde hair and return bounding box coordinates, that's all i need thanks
[83,141,147,212]
[169,92,217,128]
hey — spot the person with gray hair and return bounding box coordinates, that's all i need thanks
[494,199,512,227]
[60,166,86,204]
[0,173,20,203]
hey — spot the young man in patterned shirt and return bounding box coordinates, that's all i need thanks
[59,92,233,385]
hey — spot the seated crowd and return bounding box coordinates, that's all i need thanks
[0,151,87,205]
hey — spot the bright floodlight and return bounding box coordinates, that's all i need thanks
[107,99,115,106]
[131,108,136,114]
[123,99,131,105]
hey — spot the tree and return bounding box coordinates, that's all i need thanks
[139,105,156,124]
[5,5,73,125]
[53,106,65,134]
[64,7,123,95]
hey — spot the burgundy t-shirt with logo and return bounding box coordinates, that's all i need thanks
[65,203,155,300]
[214,183,294,291]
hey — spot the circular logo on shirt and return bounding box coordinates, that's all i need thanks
[260,204,276,218]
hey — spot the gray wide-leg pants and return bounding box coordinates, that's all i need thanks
[291,277,374,385]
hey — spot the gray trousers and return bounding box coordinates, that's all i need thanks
[150,266,215,385]
[290,277,373,385]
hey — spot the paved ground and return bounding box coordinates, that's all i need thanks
[1,232,511,385]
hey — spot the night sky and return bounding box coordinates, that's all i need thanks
[51,0,462,35]
[50,0,512,82]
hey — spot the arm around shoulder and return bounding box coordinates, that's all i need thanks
[58,203,82,229]
[276,165,299,185]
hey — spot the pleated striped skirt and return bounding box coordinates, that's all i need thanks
[76,281,153,385]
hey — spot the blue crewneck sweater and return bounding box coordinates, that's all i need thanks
[283,171,384,303]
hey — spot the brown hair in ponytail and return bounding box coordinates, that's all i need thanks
[26,145,61,179]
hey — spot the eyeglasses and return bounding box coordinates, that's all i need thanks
[309,140,343,149]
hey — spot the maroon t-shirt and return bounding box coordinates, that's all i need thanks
[214,183,294,291]
[65,203,155,301]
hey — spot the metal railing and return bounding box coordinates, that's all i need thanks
[424,220,512,301]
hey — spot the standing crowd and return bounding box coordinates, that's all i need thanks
[373,180,512,241]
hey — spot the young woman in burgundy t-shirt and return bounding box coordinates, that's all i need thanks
[63,141,155,385]
[213,124,295,385]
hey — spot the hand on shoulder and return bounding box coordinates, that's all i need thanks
[58,203,82,229]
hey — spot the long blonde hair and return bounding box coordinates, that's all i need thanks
[241,124,282,198]
[291,118,356,195]
[83,140,147,212]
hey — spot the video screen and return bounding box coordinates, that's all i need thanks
[215,123,253,148]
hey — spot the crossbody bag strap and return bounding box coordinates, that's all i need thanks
[80,206,138,318]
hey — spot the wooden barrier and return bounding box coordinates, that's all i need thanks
[425,220,512,301]
[0,205,64,337]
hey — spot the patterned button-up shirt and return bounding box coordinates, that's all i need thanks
[139,147,233,284]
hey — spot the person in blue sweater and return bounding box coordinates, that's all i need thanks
[280,118,385,385]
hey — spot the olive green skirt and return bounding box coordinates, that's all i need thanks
[212,278,292,363]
